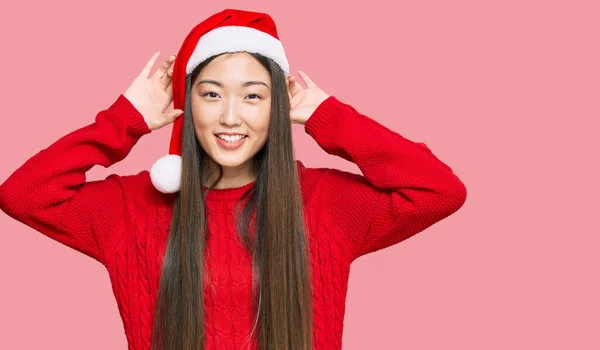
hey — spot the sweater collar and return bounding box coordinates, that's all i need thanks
[203,180,256,201]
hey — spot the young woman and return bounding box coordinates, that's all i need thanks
[0,8,467,350]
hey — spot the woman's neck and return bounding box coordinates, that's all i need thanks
[202,158,257,189]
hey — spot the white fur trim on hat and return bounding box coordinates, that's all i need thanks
[186,25,289,76]
[150,154,182,193]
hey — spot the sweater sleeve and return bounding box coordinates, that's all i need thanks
[304,96,467,261]
[0,94,151,265]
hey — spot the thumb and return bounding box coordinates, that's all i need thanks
[164,109,184,124]
[168,109,184,119]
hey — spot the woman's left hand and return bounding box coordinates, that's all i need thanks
[287,71,330,125]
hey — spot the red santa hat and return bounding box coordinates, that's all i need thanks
[149,8,289,193]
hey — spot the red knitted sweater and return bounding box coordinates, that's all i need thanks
[0,94,466,349]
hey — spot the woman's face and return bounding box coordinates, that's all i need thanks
[190,52,271,173]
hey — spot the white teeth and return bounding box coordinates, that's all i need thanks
[217,134,246,142]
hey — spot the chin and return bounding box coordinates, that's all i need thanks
[209,147,252,168]
[212,156,248,168]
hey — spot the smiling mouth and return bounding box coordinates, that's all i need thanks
[214,134,248,150]
[215,134,248,142]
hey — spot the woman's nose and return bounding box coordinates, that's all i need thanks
[220,100,242,126]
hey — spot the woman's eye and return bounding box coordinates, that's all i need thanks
[246,94,261,100]
[203,92,219,98]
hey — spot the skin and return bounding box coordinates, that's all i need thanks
[190,52,272,189]
[123,51,331,190]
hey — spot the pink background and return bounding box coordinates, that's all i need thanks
[1,0,598,349]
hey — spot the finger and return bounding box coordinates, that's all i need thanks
[157,56,176,87]
[140,51,161,77]
[290,92,303,109]
[164,109,184,122]
[298,71,317,88]
[166,77,173,97]
[162,67,174,91]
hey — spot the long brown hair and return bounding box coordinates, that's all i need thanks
[151,52,313,350]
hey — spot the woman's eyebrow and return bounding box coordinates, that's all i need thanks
[243,81,270,89]
[197,79,269,89]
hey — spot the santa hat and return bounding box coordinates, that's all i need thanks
[149,9,290,193]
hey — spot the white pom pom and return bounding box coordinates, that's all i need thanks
[150,154,182,193]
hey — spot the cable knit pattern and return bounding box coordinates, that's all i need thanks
[0,94,467,349]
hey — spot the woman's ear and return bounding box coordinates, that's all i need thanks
[287,74,301,100]
[286,75,293,100]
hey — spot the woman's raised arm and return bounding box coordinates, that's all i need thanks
[0,52,182,266]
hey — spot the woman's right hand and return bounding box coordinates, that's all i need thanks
[123,51,184,131]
